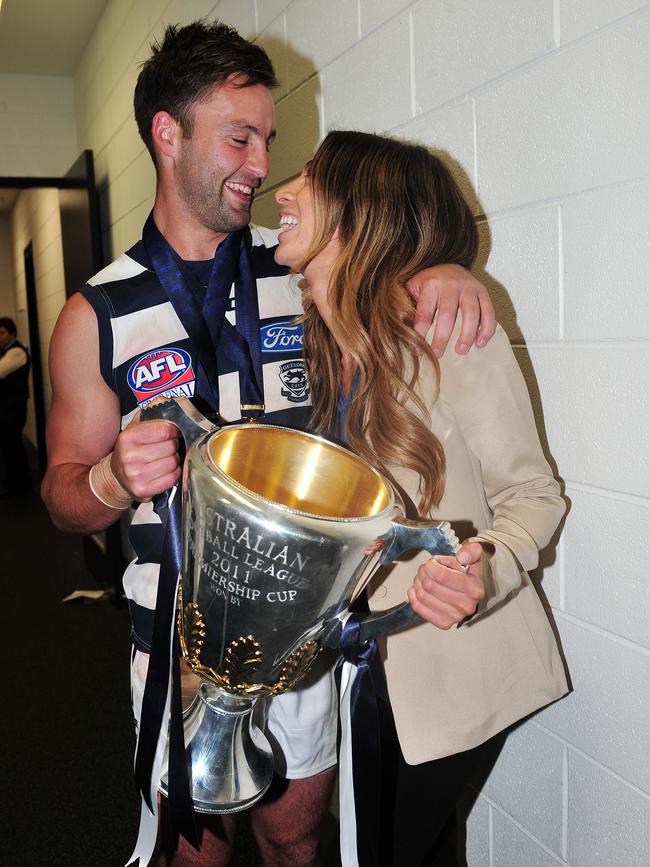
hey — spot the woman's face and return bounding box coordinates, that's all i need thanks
[274,170,317,270]
[274,167,342,335]
[274,169,340,284]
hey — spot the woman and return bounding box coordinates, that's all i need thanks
[274,131,568,866]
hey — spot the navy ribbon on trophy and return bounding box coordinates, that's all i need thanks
[133,484,198,851]
[133,214,265,855]
[335,611,384,867]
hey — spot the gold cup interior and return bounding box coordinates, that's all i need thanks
[207,426,391,519]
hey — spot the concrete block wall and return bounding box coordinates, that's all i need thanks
[65,1,649,865]
[0,216,16,320]
[10,188,66,442]
[0,74,79,177]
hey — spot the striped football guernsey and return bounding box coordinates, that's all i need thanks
[80,225,310,652]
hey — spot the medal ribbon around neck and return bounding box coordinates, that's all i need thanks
[142,211,265,419]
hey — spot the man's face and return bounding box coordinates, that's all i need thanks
[0,326,13,348]
[175,77,276,234]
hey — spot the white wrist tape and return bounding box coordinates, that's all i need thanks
[88,453,133,510]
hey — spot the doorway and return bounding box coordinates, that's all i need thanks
[22,242,47,474]
[0,152,127,595]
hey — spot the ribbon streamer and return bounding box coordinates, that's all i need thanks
[335,612,385,867]
[128,217,266,864]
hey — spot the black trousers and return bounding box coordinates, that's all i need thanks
[375,693,507,867]
[0,405,30,494]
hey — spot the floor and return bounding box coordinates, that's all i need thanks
[0,475,340,866]
[1,484,140,865]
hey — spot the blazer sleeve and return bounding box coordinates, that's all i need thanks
[441,325,565,616]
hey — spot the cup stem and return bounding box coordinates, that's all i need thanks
[159,682,274,813]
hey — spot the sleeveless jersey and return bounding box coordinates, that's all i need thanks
[80,225,310,651]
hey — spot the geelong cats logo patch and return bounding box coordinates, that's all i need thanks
[278,360,309,403]
[127,348,196,405]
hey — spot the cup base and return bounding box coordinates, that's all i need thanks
[159,683,274,814]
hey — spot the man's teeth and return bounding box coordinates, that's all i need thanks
[226,182,253,195]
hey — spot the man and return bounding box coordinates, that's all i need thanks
[0,316,31,497]
[41,21,495,867]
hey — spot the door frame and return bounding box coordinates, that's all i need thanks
[0,154,103,469]
[0,155,127,597]
[22,242,47,474]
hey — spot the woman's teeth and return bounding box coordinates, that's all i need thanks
[279,215,298,232]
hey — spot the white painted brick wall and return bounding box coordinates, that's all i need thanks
[285,0,359,90]
[476,206,561,342]
[462,793,491,867]
[359,0,412,35]
[0,74,78,176]
[0,0,640,862]
[562,180,650,340]
[266,76,321,188]
[257,13,290,101]
[475,11,649,213]
[256,0,293,34]
[491,808,566,867]
[9,188,66,442]
[560,0,649,42]
[321,13,412,133]
[567,752,650,866]
[483,724,565,855]
[520,345,650,497]
[106,149,156,227]
[412,0,554,115]
[212,0,257,39]
[562,489,650,649]
[0,216,16,320]
[162,0,219,30]
[393,98,478,212]
[537,618,650,794]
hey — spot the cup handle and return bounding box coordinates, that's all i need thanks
[139,397,215,450]
[323,518,460,648]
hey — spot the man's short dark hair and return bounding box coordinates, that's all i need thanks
[134,20,279,165]
[0,317,17,335]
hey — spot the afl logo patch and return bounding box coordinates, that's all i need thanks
[127,348,196,405]
[260,320,303,353]
[279,360,309,403]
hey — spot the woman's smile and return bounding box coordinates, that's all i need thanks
[278,211,299,233]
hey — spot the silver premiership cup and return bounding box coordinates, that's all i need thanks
[141,398,458,814]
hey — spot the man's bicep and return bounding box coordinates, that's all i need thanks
[46,293,121,470]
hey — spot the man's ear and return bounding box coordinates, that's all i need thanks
[151,111,179,162]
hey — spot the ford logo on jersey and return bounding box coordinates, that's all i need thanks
[260,320,303,353]
[127,347,196,405]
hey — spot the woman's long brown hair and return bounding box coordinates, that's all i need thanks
[297,131,478,514]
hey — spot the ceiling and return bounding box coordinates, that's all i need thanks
[0,1,109,213]
[0,0,108,76]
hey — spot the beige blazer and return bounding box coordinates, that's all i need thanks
[366,323,569,765]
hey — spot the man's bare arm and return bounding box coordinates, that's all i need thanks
[406,264,496,358]
[41,293,181,534]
